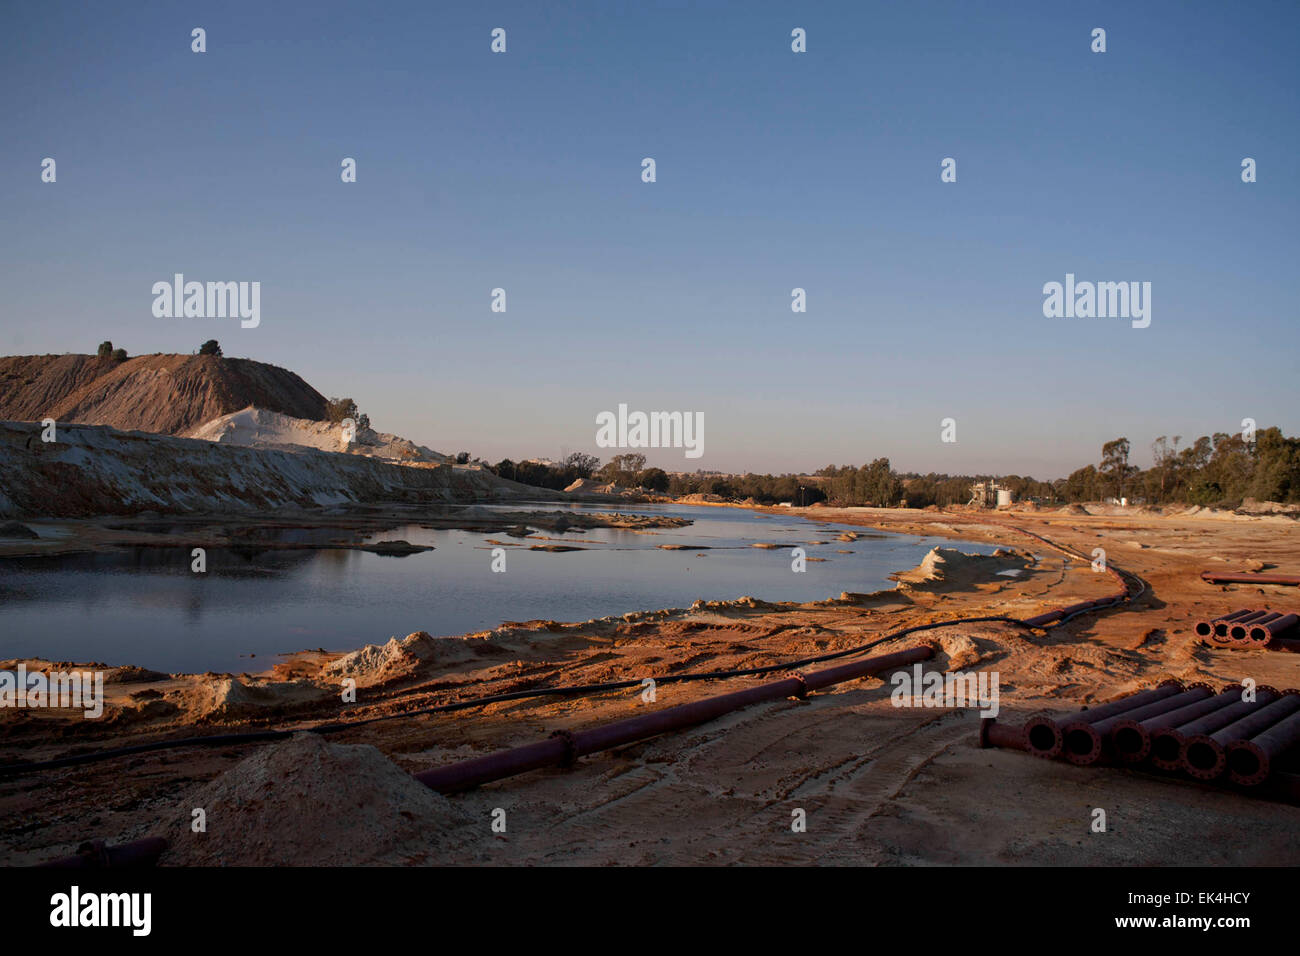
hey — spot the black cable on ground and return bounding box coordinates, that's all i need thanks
[0,613,1039,776]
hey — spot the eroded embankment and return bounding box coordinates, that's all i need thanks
[0,421,553,518]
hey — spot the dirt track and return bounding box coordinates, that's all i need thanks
[3,504,1300,865]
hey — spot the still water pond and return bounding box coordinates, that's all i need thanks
[0,504,995,673]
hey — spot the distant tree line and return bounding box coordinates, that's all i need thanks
[486,452,603,490]
[486,426,1300,510]
[1060,429,1300,506]
[815,459,904,506]
[482,452,676,492]
[665,471,828,505]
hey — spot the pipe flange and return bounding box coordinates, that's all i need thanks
[1149,730,1186,771]
[1109,718,1151,763]
[1185,681,1216,695]
[786,671,809,700]
[1157,678,1184,690]
[1225,741,1270,787]
[1060,720,1104,766]
[548,729,578,767]
[1023,711,1063,759]
[1182,734,1226,780]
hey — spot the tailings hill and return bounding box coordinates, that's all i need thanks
[0,353,329,435]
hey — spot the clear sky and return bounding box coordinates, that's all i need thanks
[2,1,1296,478]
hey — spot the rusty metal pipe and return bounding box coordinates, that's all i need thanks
[1112,685,1244,765]
[1151,687,1280,771]
[1202,572,1300,586]
[979,717,1028,751]
[1022,681,1182,760]
[1214,609,1266,643]
[38,837,168,868]
[1237,613,1279,642]
[1214,609,1263,639]
[415,645,933,794]
[1194,609,1253,638]
[1253,613,1299,645]
[1229,611,1278,643]
[1021,582,1130,629]
[1226,709,1300,786]
[1022,608,1068,628]
[1182,691,1300,780]
[1062,685,1213,766]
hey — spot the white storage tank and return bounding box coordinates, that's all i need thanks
[996,489,1013,508]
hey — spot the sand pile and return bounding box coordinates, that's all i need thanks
[321,631,440,686]
[563,478,643,497]
[160,734,470,865]
[1058,504,1091,515]
[892,547,1027,590]
[1239,499,1300,516]
[933,632,995,671]
[189,405,450,463]
[0,353,328,435]
[0,420,546,518]
[189,676,323,721]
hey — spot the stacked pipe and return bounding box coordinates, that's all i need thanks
[980,680,1300,802]
[1192,608,1300,650]
[1021,681,1183,760]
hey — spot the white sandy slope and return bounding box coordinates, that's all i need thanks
[186,406,450,463]
[0,420,553,517]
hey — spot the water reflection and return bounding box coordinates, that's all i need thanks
[0,504,994,673]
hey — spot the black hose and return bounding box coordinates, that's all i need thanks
[0,614,1037,776]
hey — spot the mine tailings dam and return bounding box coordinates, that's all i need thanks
[0,503,998,673]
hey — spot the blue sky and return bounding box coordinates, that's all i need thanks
[2,0,1296,477]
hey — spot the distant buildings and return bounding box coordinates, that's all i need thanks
[968,479,1014,509]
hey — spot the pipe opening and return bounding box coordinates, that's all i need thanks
[1228,748,1260,779]
[1064,728,1095,757]
[1151,735,1180,764]
[1027,724,1057,752]
[1113,727,1144,755]
[1229,626,1249,640]
[1194,622,1213,636]
[1186,742,1219,771]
